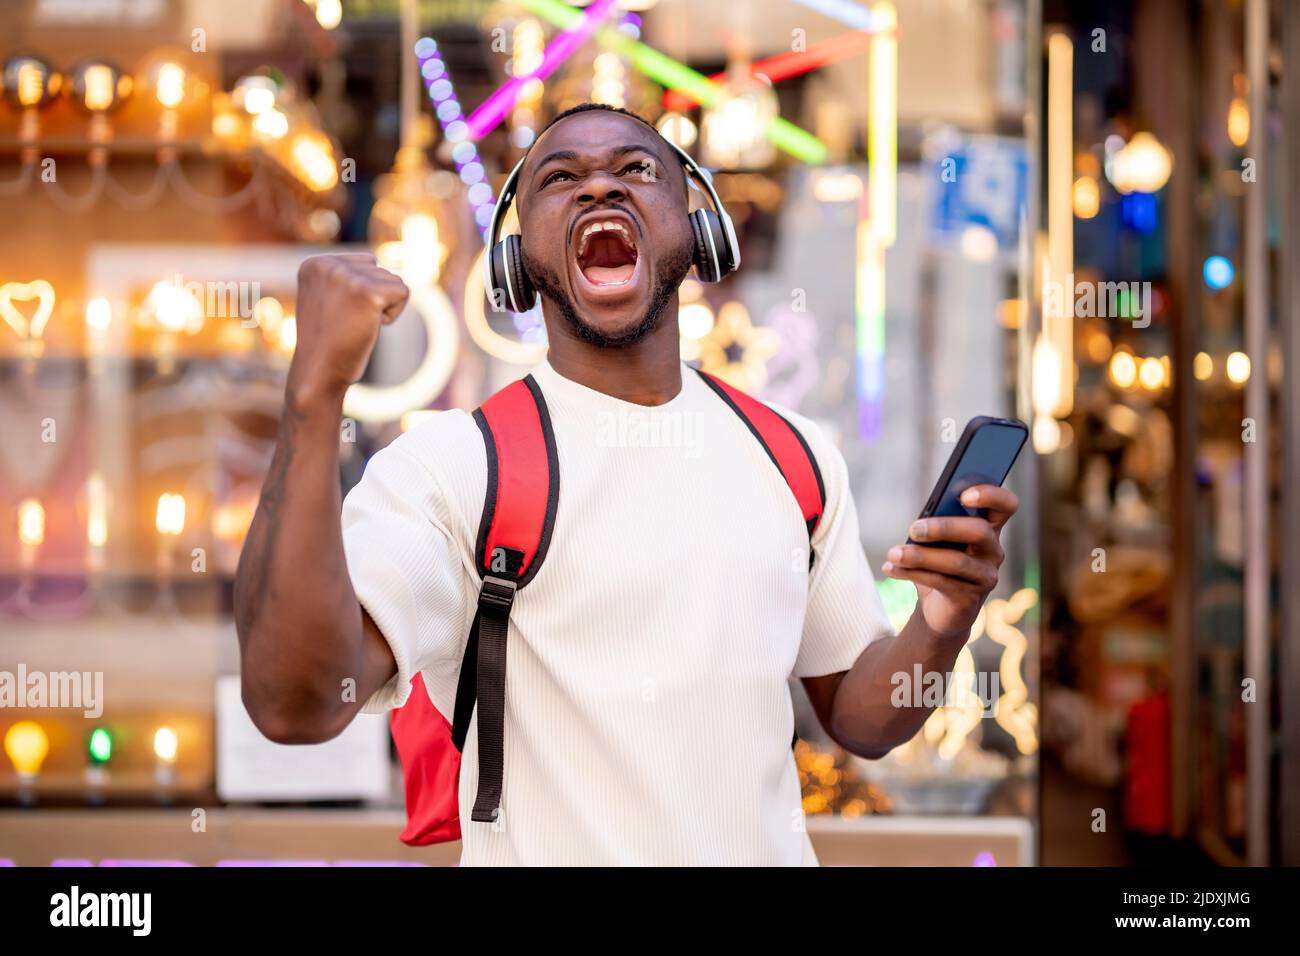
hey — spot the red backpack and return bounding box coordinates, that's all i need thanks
[389,368,826,845]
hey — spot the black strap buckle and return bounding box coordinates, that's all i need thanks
[478,575,517,613]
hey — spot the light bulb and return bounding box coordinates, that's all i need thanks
[4,721,50,778]
[155,62,186,109]
[153,727,178,763]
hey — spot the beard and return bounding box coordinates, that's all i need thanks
[521,239,695,349]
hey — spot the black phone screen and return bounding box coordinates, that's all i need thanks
[931,423,1027,520]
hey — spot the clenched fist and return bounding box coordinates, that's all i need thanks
[287,254,411,406]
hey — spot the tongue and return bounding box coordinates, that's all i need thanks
[582,263,635,285]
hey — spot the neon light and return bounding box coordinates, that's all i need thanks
[463,247,548,366]
[663,30,875,112]
[521,0,827,165]
[415,38,496,236]
[856,2,897,440]
[466,0,621,141]
[867,3,897,246]
[1044,31,1073,418]
[343,283,460,423]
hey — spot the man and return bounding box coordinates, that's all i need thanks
[234,104,1018,865]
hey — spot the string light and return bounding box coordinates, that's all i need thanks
[415,37,496,236]
[155,493,187,537]
[1108,350,1138,389]
[88,727,114,765]
[153,726,179,763]
[1226,351,1251,385]
[153,61,187,109]
[18,498,45,548]
[1194,351,1213,381]
[4,721,49,780]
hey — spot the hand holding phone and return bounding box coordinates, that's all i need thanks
[907,416,1028,550]
[882,415,1026,640]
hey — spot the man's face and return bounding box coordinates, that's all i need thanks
[517,110,696,347]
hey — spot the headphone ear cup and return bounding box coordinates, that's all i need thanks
[504,234,536,312]
[488,234,536,313]
[689,208,733,283]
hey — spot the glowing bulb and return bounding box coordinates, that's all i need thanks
[1032,413,1061,454]
[86,473,109,549]
[252,296,284,332]
[85,298,112,330]
[79,63,117,112]
[678,302,715,340]
[243,86,275,115]
[18,498,45,547]
[1227,97,1249,148]
[1138,356,1165,390]
[254,108,289,139]
[1108,351,1138,389]
[88,727,113,765]
[1204,255,1234,290]
[155,62,186,109]
[1194,351,1213,381]
[657,111,697,149]
[85,297,111,330]
[315,0,343,30]
[1072,176,1100,219]
[1226,351,1251,385]
[1108,132,1173,194]
[291,132,338,191]
[155,493,186,536]
[153,727,178,763]
[4,721,50,778]
[277,317,298,353]
[147,280,203,333]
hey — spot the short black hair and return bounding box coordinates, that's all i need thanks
[530,102,687,199]
[538,101,660,138]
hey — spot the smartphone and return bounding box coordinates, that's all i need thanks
[908,416,1029,550]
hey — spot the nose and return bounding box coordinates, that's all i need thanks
[576,170,625,206]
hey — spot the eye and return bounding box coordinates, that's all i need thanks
[543,170,574,186]
[621,161,653,177]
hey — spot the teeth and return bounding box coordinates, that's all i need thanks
[577,219,633,257]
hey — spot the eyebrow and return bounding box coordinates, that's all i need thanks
[529,143,661,184]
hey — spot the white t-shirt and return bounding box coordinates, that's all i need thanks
[341,358,893,865]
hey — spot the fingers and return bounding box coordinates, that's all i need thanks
[959,484,1020,532]
[908,515,1001,558]
[883,542,998,590]
[881,563,981,596]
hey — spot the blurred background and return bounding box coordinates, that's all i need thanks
[0,0,1294,867]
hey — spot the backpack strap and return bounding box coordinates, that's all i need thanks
[451,373,558,824]
[695,369,826,565]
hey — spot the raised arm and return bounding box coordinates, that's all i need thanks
[803,484,1020,757]
[234,254,410,744]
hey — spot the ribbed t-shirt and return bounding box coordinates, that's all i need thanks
[341,359,892,865]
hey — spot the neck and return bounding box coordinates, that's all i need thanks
[542,297,683,406]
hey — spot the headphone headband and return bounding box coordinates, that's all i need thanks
[483,136,740,272]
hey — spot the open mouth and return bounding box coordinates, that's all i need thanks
[574,216,639,288]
